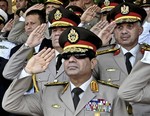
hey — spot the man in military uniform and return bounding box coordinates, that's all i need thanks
[2,26,129,116]
[3,7,81,92]
[118,49,150,106]
[93,2,150,116]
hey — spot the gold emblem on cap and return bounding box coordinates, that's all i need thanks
[104,0,110,6]
[121,5,129,15]
[54,10,62,20]
[68,29,79,43]
[69,8,74,12]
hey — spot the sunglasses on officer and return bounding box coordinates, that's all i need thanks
[62,53,89,60]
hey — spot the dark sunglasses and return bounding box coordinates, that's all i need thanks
[62,53,88,60]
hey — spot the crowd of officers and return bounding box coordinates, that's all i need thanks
[1,0,150,116]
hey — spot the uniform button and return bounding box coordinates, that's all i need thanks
[108,79,111,82]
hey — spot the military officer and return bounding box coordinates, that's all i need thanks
[2,26,129,116]
[93,2,150,116]
[3,7,81,92]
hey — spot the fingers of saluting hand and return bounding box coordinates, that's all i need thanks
[102,21,116,32]
[34,23,47,34]
[37,48,55,63]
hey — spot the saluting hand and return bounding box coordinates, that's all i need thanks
[25,23,47,48]
[25,48,55,74]
[98,21,116,46]
[80,5,100,23]
[90,20,108,35]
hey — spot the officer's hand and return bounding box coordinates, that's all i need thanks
[98,21,116,46]
[25,23,47,48]
[25,48,55,74]
[90,20,108,35]
[80,5,100,23]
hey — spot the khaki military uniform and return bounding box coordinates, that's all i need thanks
[2,76,129,116]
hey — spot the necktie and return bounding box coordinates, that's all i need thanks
[72,87,83,109]
[125,52,132,74]
[56,54,62,72]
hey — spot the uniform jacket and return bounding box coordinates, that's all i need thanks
[2,76,129,116]
[93,44,150,116]
[3,39,68,91]
[93,44,143,85]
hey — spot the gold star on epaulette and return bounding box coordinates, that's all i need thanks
[97,80,119,89]
[44,81,68,86]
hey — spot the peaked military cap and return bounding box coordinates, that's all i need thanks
[59,26,102,55]
[0,9,8,23]
[48,6,81,28]
[107,2,147,24]
[66,5,84,17]
[98,0,124,13]
[140,0,150,7]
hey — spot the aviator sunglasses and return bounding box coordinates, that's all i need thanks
[62,53,89,60]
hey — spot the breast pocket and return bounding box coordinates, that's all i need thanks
[50,108,65,116]
[100,67,121,82]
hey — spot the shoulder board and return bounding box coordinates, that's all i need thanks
[96,48,120,55]
[44,81,69,86]
[97,80,119,89]
[141,43,150,51]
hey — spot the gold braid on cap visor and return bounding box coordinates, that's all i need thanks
[63,45,94,53]
[115,16,141,23]
[101,6,115,12]
[51,21,75,27]
[46,0,63,5]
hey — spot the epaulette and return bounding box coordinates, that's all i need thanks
[96,44,120,55]
[96,48,120,55]
[62,83,69,94]
[44,81,69,86]
[140,43,150,54]
[97,80,119,89]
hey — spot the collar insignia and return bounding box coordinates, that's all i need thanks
[90,80,99,92]
[68,29,79,43]
[54,10,62,20]
[121,5,129,15]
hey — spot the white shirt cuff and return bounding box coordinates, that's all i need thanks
[19,16,25,22]
[19,69,32,79]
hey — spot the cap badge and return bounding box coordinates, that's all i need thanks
[69,8,74,12]
[54,10,62,20]
[121,5,129,15]
[68,29,79,43]
[104,0,110,6]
